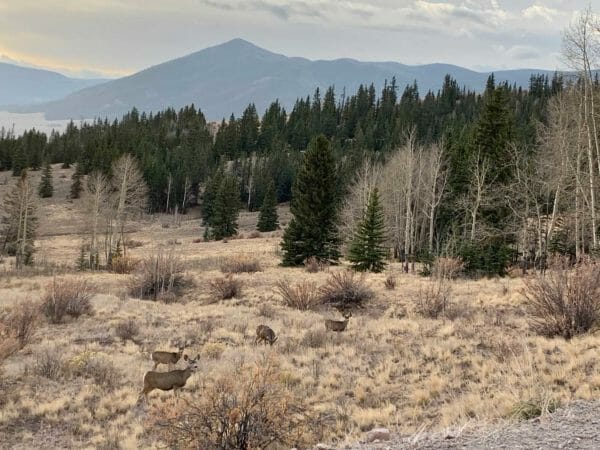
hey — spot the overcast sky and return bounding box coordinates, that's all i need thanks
[0,0,595,78]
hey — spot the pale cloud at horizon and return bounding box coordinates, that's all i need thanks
[0,0,595,78]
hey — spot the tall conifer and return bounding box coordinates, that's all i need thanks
[348,188,387,272]
[281,135,339,265]
[257,181,278,232]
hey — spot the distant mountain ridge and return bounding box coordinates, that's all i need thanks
[8,39,558,121]
[0,63,106,106]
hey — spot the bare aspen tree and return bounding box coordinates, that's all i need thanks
[339,159,382,243]
[165,172,172,213]
[85,171,109,269]
[464,150,493,242]
[1,171,37,268]
[563,7,600,248]
[110,154,148,256]
[421,141,448,253]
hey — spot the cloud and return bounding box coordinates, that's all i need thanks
[522,3,559,22]
[506,45,543,60]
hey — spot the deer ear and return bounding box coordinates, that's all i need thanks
[183,354,188,361]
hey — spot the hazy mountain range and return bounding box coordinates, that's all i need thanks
[3,39,559,121]
[0,62,106,106]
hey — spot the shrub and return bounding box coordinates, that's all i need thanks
[209,275,242,300]
[149,357,314,449]
[109,256,139,274]
[1,300,39,348]
[511,397,559,420]
[67,351,121,387]
[130,251,187,301]
[115,318,139,341]
[220,255,262,274]
[276,280,321,310]
[40,278,94,324]
[523,257,600,339]
[384,273,397,290]
[319,271,374,310]
[416,279,452,319]
[432,257,464,280]
[32,347,64,380]
[301,329,327,349]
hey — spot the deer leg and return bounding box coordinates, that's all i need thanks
[152,362,159,370]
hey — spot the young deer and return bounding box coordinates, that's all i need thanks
[151,345,185,370]
[254,324,278,346]
[138,354,199,403]
[325,311,352,332]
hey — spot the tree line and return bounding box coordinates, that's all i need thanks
[4,19,600,276]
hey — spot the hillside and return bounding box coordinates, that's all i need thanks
[11,39,556,121]
[0,62,106,106]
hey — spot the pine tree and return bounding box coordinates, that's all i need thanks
[38,161,53,198]
[70,163,84,199]
[348,188,387,272]
[256,181,278,232]
[210,175,240,240]
[281,135,340,265]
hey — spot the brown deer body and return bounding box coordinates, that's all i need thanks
[151,345,185,370]
[254,325,277,346]
[325,311,352,332]
[139,354,199,403]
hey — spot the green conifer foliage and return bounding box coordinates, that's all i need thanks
[256,181,278,232]
[38,161,54,198]
[210,175,240,240]
[348,188,387,272]
[281,135,340,265]
[70,163,84,199]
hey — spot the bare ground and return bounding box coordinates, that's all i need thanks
[345,400,600,449]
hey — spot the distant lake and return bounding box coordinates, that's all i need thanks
[0,111,88,136]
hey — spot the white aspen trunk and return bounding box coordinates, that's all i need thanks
[582,79,598,248]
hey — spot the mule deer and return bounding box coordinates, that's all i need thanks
[325,311,352,332]
[138,354,199,403]
[151,345,185,370]
[254,324,277,346]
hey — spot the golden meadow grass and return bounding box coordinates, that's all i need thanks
[1,167,600,448]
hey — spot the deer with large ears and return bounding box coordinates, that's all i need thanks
[254,325,278,346]
[325,311,352,332]
[150,344,185,371]
[138,354,199,403]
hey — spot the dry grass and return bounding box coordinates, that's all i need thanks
[3,181,600,448]
[219,255,262,274]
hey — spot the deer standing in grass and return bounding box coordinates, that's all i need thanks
[325,311,352,332]
[151,344,185,370]
[138,354,199,403]
[254,325,278,346]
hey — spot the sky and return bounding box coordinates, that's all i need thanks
[0,0,596,78]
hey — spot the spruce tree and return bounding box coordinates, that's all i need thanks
[348,188,387,272]
[210,175,240,240]
[256,181,278,232]
[70,163,84,199]
[281,134,340,265]
[38,161,53,198]
[201,169,223,225]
